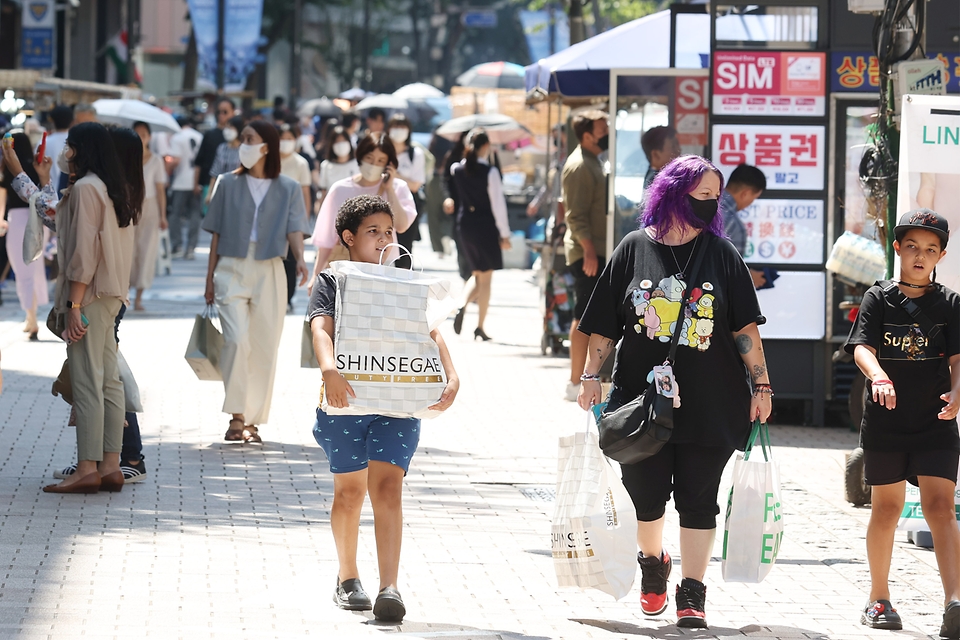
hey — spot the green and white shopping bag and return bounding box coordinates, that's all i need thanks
[722,420,784,583]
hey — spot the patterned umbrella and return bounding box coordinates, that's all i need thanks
[455,61,527,89]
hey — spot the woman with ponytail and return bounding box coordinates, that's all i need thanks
[449,128,511,341]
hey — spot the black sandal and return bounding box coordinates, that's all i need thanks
[224,418,245,442]
[242,426,262,444]
[861,600,902,630]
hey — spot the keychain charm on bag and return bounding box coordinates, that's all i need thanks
[652,363,681,408]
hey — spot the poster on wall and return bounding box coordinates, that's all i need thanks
[711,124,825,191]
[739,199,824,265]
[756,271,826,340]
[186,0,265,91]
[897,94,960,294]
[713,51,826,117]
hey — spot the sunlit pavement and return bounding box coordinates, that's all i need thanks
[0,237,949,639]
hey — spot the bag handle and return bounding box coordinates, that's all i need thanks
[664,235,709,366]
[743,419,772,462]
[201,303,219,320]
[378,242,423,272]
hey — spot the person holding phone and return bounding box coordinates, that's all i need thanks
[309,132,417,284]
[0,131,50,339]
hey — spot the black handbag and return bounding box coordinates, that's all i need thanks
[597,239,707,464]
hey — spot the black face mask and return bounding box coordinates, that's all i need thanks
[596,134,609,152]
[686,194,718,225]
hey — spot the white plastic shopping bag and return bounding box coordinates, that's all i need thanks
[323,256,455,419]
[552,412,638,600]
[722,421,784,583]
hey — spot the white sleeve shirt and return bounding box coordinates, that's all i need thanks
[485,164,511,239]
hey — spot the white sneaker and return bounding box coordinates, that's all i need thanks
[564,382,580,402]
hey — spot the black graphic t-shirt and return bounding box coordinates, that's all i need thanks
[844,284,960,452]
[578,230,764,449]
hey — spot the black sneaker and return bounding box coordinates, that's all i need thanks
[676,577,707,628]
[373,586,406,622]
[941,600,960,638]
[861,599,902,630]
[121,460,148,484]
[333,578,372,611]
[638,550,672,616]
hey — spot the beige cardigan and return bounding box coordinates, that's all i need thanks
[55,173,134,311]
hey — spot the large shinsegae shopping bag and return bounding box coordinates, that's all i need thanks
[722,420,784,583]
[184,305,224,381]
[551,413,638,600]
[322,258,455,419]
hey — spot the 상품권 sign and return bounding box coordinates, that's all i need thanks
[711,124,825,191]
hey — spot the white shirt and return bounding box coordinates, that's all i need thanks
[169,127,204,191]
[44,131,68,189]
[280,153,312,187]
[395,145,426,188]
[246,176,271,242]
[318,159,359,191]
[142,154,168,200]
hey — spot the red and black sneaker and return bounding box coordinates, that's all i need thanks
[676,577,708,628]
[638,550,672,616]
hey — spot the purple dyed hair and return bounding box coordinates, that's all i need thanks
[641,155,726,241]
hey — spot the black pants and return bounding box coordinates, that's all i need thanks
[283,248,297,305]
[113,304,143,463]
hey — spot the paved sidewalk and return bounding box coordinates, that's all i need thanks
[0,245,951,639]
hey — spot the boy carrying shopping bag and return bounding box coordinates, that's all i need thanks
[308,195,460,623]
[845,209,960,638]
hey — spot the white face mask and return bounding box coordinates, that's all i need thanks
[57,145,71,174]
[222,128,238,143]
[238,143,266,169]
[388,128,408,144]
[332,141,351,159]
[279,139,297,155]
[359,161,384,182]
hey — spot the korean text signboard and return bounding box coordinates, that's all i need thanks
[675,76,709,149]
[713,52,826,117]
[739,199,824,265]
[21,0,55,69]
[711,124,825,190]
[831,52,960,94]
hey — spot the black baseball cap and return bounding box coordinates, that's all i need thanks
[894,208,949,249]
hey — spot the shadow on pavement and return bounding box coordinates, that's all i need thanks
[370,619,551,639]
[573,618,829,639]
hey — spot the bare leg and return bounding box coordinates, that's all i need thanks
[569,319,589,385]
[679,527,716,581]
[367,460,406,591]
[474,271,493,331]
[134,289,145,311]
[637,516,665,558]
[331,469,369,582]
[460,275,479,308]
[24,305,38,332]
[99,451,121,477]
[918,476,960,604]
[866,481,905,602]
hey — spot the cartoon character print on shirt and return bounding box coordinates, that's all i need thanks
[632,278,715,351]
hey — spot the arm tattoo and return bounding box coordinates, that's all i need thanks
[735,334,753,354]
[752,363,767,381]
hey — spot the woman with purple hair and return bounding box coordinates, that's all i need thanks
[576,155,773,628]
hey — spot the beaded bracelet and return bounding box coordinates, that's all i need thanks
[754,383,775,397]
[580,373,601,382]
[872,379,894,387]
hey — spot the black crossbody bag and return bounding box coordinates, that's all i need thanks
[877,280,950,380]
[598,240,708,464]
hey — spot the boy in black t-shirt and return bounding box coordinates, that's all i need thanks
[845,209,960,638]
[307,195,460,622]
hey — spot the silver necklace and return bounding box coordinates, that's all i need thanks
[668,235,699,279]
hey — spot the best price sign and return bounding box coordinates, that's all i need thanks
[713,52,826,117]
[711,124,825,191]
[739,199,824,265]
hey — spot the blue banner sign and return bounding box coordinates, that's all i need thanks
[21,0,54,69]
[187,0,264,90]
[831,51,960,94]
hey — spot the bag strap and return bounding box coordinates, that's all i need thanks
[877,280,945,347]
[743,419,771,462]
[665,236,708,365]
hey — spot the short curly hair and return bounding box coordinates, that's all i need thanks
[335,195,394,247]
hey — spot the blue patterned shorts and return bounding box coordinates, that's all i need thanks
[312,408,421,474]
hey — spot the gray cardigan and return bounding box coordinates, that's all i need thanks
[202,172,311,260]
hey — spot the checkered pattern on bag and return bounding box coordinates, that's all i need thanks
[327,263,448,419]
